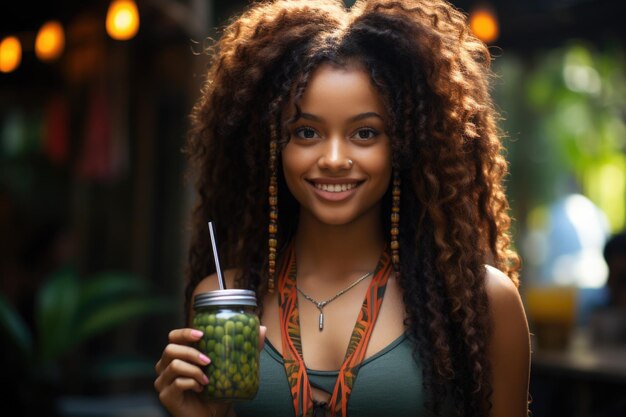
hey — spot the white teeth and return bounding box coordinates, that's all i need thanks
[315,183,357,192]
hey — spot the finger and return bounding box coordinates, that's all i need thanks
[259,325,267,350]
[174,377,204,394]
[157,358,209,390]
[156,343,211,374]
[168,328,204,344]
[159,376,205,401]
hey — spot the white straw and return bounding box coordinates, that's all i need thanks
[208,221,226,290]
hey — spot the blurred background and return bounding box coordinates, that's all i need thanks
[1,1,625,416]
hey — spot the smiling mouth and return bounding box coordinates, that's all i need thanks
[313,182,359,193]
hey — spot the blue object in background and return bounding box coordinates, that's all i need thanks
[540,194,611,325]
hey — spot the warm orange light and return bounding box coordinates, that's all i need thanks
[0,36,22,73]
[36,20,65,62]
[470,7,499,44]
[106,0,140,40]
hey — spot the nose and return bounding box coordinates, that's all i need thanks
[318,136,352,171]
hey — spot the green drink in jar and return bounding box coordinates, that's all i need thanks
[192,289,260,401]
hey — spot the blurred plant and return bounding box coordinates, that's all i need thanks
[528,42,626,231]
[495,41,626,234]
[0,266,176,406]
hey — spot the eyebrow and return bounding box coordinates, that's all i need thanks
[297,112,384,123]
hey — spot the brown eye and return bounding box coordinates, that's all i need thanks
[353,128,377,140]
[295,127,319,139]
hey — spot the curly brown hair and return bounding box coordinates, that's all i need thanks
[183,0,521,416]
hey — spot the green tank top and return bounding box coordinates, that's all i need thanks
[234,333,427,416]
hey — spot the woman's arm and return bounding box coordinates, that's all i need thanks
[485,265,531,417]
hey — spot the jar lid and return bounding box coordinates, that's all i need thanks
[193,289,257,308]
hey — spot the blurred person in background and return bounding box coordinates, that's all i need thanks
[153,1,531,416]
[603,231,626,309]
[588,231,626,347]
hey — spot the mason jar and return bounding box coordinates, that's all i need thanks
[192,289,260,401]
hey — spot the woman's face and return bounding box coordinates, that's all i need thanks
[281,62,392,227]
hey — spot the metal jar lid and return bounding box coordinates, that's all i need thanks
[193,289,257,309]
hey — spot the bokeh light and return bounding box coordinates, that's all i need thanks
[35,20,65,62]
[106,0,140,40]
[0,36,22,73]
[470,6,499,44]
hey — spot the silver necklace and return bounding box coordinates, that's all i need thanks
[296,271,373,331]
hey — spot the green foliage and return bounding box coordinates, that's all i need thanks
[0,293,33,356]
[0,266,176,380]
[37,267,80,362]
[494,41,626,233]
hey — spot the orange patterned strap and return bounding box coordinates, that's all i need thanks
[278,243,392,417]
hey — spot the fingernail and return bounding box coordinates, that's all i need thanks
[191,329,203,338]
[199,353,211,364]
[202,374,209,384]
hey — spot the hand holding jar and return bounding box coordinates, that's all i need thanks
[154,289,265,417]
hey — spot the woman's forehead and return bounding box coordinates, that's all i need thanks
[283,62,387,120]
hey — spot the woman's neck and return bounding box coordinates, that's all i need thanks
[292,209,386,284]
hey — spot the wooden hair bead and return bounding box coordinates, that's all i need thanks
[268,130,279,293]
[390,170,400,272]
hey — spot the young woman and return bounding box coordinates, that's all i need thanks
[153,1,531,416]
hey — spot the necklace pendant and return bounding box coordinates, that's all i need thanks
[296,270,373,333]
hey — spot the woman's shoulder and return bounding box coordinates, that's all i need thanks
[483,267,531,415]
[483,265,520,301]
[192,268,241,297]
[482,264,530,354]
[483,265,528,322]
